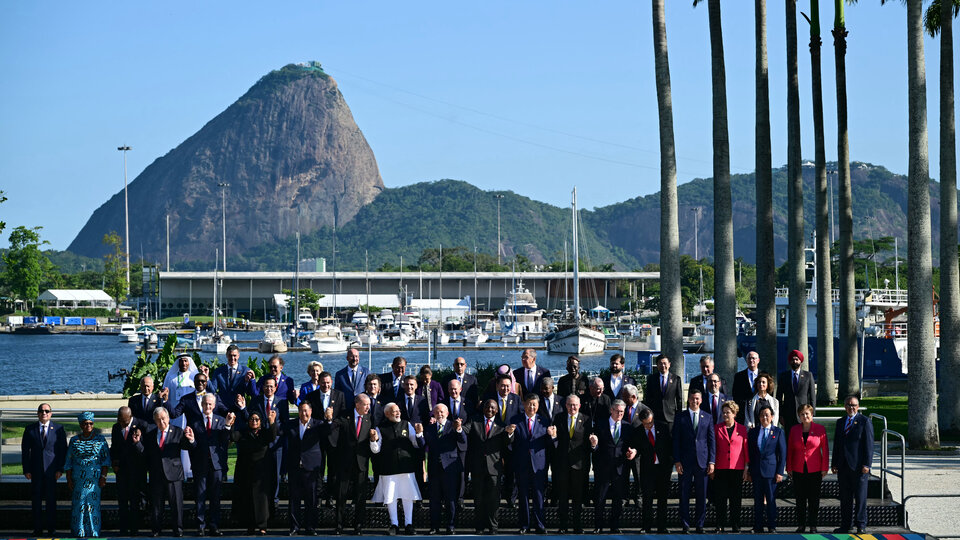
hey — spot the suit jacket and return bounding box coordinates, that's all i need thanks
[366,394,386,426]
[832,413,874,473]
[601,373,636,401]
[334,365,370,405]
[443,397,471,423]
[776,369,816,425]
[327,413,374,473]
[484,392,521,425]
[508,413,551,474]
[731,369,760,415]
[634,420,672,471]
[188,414,230,474]
[689,374,728,396]
[582,394,612,428]
[284,417,329,472]
[745,394,780,430]
[538,394,564,425]
[211,363,252,404]
[441,372,479,410]
[128,393,163,423]
[644,371,684,425]
[136,424,196,482]
[551,412,591,470]
[747,425,787,478]
[591,418,635,481]
[714,422,749,470]
[297,381,323,406]
[513,365,551,397]
[21,422,67,476]
[787,422,829,473]
[241,394,290,434]
[166,391,227,425]
[623,401,652,426]
[379,372,405,405]
[111,418,148,473]
[306,389,346,419]
[465,417,509,476]
[398,393,428,424]
[424,421,467,472]
[672,409,715,470]
[556,374,588,400]
[701,391,729,426]
[251,372,297,405]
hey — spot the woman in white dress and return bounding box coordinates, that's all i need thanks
[370,403,425,535]
[161,353,199,478]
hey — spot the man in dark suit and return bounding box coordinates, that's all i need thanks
[134,407,197,537]
[776,349,817,432]
[602,353,635,401]
[424,404,468,534]
[508,394,552,534]
[285,401,329,536]
[306,371,346,507]
[326,393,376,535]
[643,354,684,431]
[129,375,163,423]
[634,408,673,534]
[688,355,728,396]
[188,394,232,536]
[238,378,287,508]
[397,375,428,423]
[622,383,652,503]
[589,399,635,534]
[702,373,729,427]
[210,345,251,410]
[537,376,564,425]
[747,405,787,533]
[112,406,148,535]
[482,374,521,505]
[165,372,228,426]
[831,395,874,534]
[378,356,407,405]
[21,403,66,536]
[550,395,591,534]
[334,348,370,405]
[464,399,511,534]
[732,351,761,423]
[556,355,588,400]
[444,378,470,508]
[363,374,386,425]
[514,348,551,396]
[441,356,479,411]
[673,389,716,534]
[250,354,297,407]
[582,377,612,428]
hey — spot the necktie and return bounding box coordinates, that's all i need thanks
[485,419,492,436]
[143,396,148,411]
[761,428,769,451]
[159,430,166,449]
[528,417,534,434]
[408,397,414,417]
[501,398,507,421]
[528,370,534,391]
[266,398,272,418]
[692,411,699,431]
[749,371,755,389]
[355,416,362,439]
[229,368,235,387]
[713,396,719,423]
[41,425,47,447]
[845,417,853,434]
[453,400,459,418]
[627,406,634,422]
[613,422,620,443]
[647,429,658,464]
[793,372,800,393]
[123,426,129,440]
[661,375,667,394]
[569,416,575,438]
[438,422,444,435]
[206,417,212,434]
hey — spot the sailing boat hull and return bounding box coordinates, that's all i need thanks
[545,326,606,355]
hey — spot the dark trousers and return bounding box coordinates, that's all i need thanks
[30,472,58,533]
[515,468,547,530]
[640,463,671,532]
[678,465,709,529]
[429,467,461,529]
[150,478,185,534]
[320,449,337,502]
[593,473,627,530]
[472,472,501,531]
[554,467,586,530]
[751,476,778,531]
[270,445,284,506]
[793,471,823,528]
[117,469,144,533]
[289,467,320,531]
[713,469,743,530]
[838,468,869,530]
[195,466,222,530]
[501,454,516,504]
[336,469,369,528]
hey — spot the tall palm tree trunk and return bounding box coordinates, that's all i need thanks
[808,0,834,405]
[906,0,939,449]
[653,0,684,377]
[756,0,778,375]
[787,0,808,366]
[834,0,857,400]
[704,0,737,383]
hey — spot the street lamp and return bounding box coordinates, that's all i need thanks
[217,182,229,271]
[494,194,505,265]
[118,145,132,294]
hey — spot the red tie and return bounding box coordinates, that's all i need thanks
[485,419,492,436]
[266,399,271,417]
[647,429,658,464]
[124,426,129,440]
[206,417,212,434]
[355,416,362,439]
[628,406,634,421]
[528,418,533,433]
[159,430,167,450]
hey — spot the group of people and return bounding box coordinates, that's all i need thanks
[22,345,875,537]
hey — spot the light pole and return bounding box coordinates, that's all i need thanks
[118,145,132,294]
[217,182,229,271]
[827,169,837,248]
[494,194,505,265]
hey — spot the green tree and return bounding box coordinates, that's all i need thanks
[102,232,129,308]
[0,190,7,235]
[281,288,323,314]
[2,225,53,303]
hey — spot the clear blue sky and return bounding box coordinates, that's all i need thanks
[1,1,956,251]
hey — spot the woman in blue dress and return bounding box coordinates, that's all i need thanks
[65,411,111,537]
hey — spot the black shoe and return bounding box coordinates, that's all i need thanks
[446,527,456,535]
[475,530,483,535]
[556,529,567,534]
[405,525,416,535]
[334,527,343,536]
[796,526,806,533]
[288,529,298,536]
[657,528,669,534]
[731,526,740,533]
[151,533,160,538]
[387,525,398,536]
[173,532,184,538]
[304,530,316,536]
[715,528,724,534]
[573,528,583,534]
[353,527,363,536]
[696,527,705,534]
[682,527,690,534]
[610,528,622,534]
[768,527,777,533]
[753,528,764,534]
[257,530,267,536]
[209,529,222,537]
[518,528,528,535]
[591,529,602,534]
[856,527,866,534]
[428,529,439,535]
[198,529,207,537]
[810,527,818,533]
[834,528,850,534]
[490,528,498,535]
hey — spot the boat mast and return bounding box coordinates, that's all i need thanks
[332,220,337,321]
[294,232,300,344]
[439,244,443,334]
[572,188,581,324]
[473,246,478,327]
[365,250,370,326]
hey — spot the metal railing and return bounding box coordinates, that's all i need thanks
[869,413,906,505]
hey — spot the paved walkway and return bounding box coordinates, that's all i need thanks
[884,451,960,538]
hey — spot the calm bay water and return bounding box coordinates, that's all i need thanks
[0,331,718,396]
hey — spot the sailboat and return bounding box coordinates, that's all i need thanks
[544,188,607,355]
[199,249,233,355]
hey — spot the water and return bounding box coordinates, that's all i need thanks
[0,332,717,395]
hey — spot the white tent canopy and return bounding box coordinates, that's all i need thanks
[38,289,115,308]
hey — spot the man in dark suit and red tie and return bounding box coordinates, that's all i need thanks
[464,399,512,534]
[702,373,729,427]
[644,354,684,431]
[832,395,874,534]
[514,348,551,396]
[634,408,673,534]
[550,394,591,534]
[188,395,233,536]
[112,406,148,536]
[508,394,553,534]
[588,400,636,534]
[134,407,197,537]
[21,403,67,536]
[673,389,715,534]
[776,349,817,433]
[326,394,376,535]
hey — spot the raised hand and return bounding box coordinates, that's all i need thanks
[159,387,170,401]
[588,433,598,446]
[199,365,210,377]
[369,429,379,442]
[506,424,517,435]
[414,423,424,435]
[625,447,636,460]
[268,409,277,424]
[245,370,256,381]
[225,412,236,426]
[236,395,246,409]
[546,425,557,438]
[131,429,141,444]
[675,462,684,476]
[293,388,300,400]
[454,418,462,431]
[429,416,437,424]
[324,407,334,421]
[184,426,195,442]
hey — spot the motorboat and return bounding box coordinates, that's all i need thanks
[358,328,380,346]
[198,330,232,355]
[309,324,349,353]
[136,325,159,345]
[341,327,363,349]
[498,280,545,337]
[119,324,139,343]
[379,328,411,348]
[464,327,489,345]
[298,308,318,330]
[622,324,662,352]
[258,328,288,353]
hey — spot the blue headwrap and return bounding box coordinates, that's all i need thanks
[78,411,95,424]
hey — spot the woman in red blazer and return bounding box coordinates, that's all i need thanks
[710,400,749,533]
[787,404,829,533]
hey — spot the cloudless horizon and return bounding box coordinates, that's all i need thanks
[2,1,958,252]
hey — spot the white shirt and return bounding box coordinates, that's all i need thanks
[299,421,310,439]
[610,375,622,395]
[608,417,621,438]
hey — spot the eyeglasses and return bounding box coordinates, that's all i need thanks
[39,410,51,414]
[80,421,94,426]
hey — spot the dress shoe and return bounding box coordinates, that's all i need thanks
[731,526,741,533]
[354,527,363,536]
[752,528,765,534]
[387,525,398,536]
[796,526,806,533]
[534,528,547,534]
[150,532,160,538]
[209,529,222,537]
[405,525,416,535]
[695,527,704,534]
[768,527,777,533]
[334,526,343,536]
[173,531,183,537]
[305,530,316,536]
[573,528,584,534]
[834,527,850,533]
[475,529,484,535]
[556,529,568,534]
[198,528,207,536]
[288,529,299,536]
[715,527,725,534]
[591,528,602,534]
[446,527,456,535]
[257,529,267,536]
[428,529,439,535]
[682,526,690,534]
[610,528,622,534]
[518,528,528,535]
[809,527,818,533]
[857,527,866,534]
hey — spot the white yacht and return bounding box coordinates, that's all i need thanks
[298,308,317,330]
[199,330,232,355]
[464,327,489,345]
[258,328,288,353]
[497,280,545,337]
[379,328,411,348]
[309,325,349,353]
[119,324,139,343]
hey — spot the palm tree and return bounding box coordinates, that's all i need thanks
[926,0,959,433]
[694,0,737,382]
[804,0,836,405]
[755,0,778,376]
[904,0,940,449]
[653,0,684,375]
[787,0,808,366]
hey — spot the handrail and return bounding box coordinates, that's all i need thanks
[903,494,960,532]
[869,413,889,492]
[879,428,906,505]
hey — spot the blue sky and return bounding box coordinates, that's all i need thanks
[1,1,957,251]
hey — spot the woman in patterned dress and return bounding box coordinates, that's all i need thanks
[65,411,111,537]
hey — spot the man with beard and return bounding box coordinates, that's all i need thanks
[370,403,424,535]
[602,354,635,401]
[582,377,612,429]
